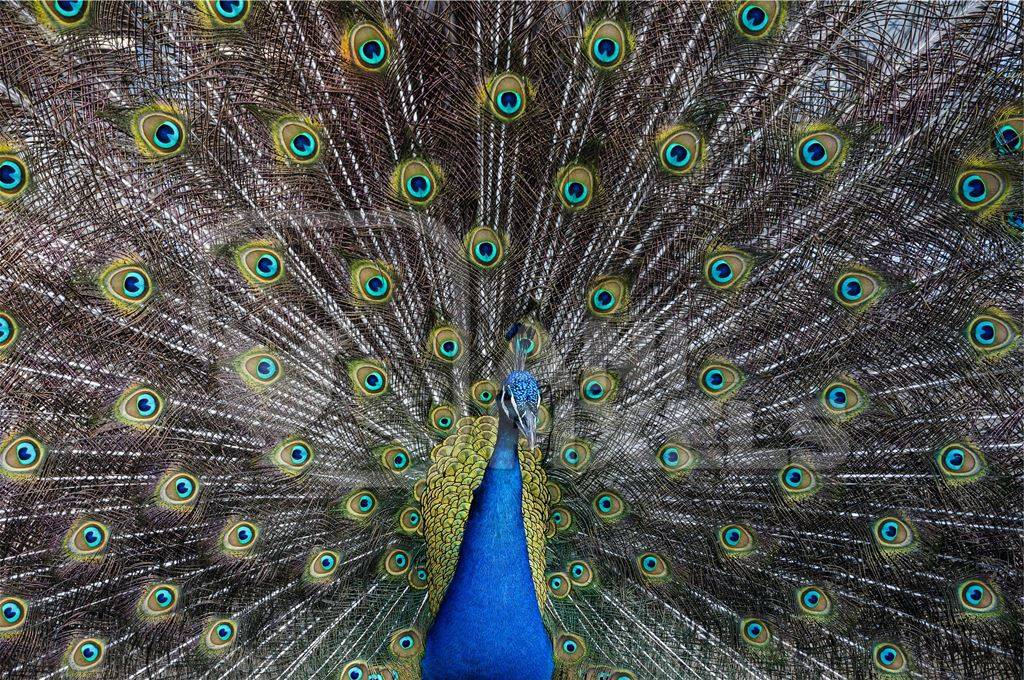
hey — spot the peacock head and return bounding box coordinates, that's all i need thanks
[501,370,540,450]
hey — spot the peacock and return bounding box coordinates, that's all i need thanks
[0,0,1021,677]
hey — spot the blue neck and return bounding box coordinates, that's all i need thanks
[421,416,553,679]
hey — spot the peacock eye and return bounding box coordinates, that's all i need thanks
[554,632,587,663]
[204,618,237,650]
[557,165,595,210]
[735,0,783,38]
[157,471,200,508]
[657,442,697,475]
[567,560,593,587]
[428,326,464,362]
[0,596,27,633]
[308,549,340,579]
[273,118,320,165]
[1,434,47,477]
[349,23,390,71]
[429,404,457,434]
[718,523,755,555]
[740,618,771,646]
[209,0,249,24]
[464,226,506,269]
[348,360,389,397]
[375,443,409,473]
[934,442,985,484]
[795,129,845,173]
[487,73,527,122]
[140,583,179,618]
[67,519,109,559]
[115,385,164,427]
[550,506,573,532]
[0,311,18,351]
[547,572,571,598]
[636,552,670,581]
[395,159,439,206]
[222,520,258,554]
[955,169,1007,211]
[134,109,186,158]
[956,579,998,614]
[0,155,29,200]
[820,377,867,421]
[777,463,819,499]
[236,243,284,286]
[795,586,832,617]
[965,309,1017,357]
[560,440,592,472]
[833,267,883,310]
[398,506,422,535]
[993,116,1022,155]
[1006,210,1024,234]
[351,260,395,303]
[68,638,105,671]
[389,628,422,658]
[41,0,91,27]
[342,489,378,521]
[270,438,313,476]
[592,490,626,522]
[658,127,702,175]
[100,262,154,310]
[698,360,744,400]
[408,565,429,590]
[703,248,752,290]
[872,516,915,551]
[873,642,909,674]
[384,549,411,577]
[579,371,618,404]
[235,349,282,390]
[586,276,628,316]
[586,19,627,69]
[470,380,499,409]
[341,661,370,680]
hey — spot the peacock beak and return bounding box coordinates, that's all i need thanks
[501,388,539,450]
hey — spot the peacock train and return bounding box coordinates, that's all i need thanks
[0,1,1021,678]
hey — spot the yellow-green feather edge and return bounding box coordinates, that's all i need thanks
[421,415,549,614]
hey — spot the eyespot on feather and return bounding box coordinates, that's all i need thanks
[66,638,105,671]
[0,595,28,634]
[272,117,321,165]
[556,165,595,210]
[139,583,179,619]
[272,438,314,476]
[156,470,200,509]
[703,247,752,291]
[351,261,396,303]
[114,385,164,427]
[584,19,629,69]
[485,73,528,122]
[100,261,154,311]
[131,106,187,158]
[348,22,391,71]
[235,242,284,286]
[734,0,784,39]
[657,127,703,175]
[202,618,237,652]
[348,360,389,397]
[198,0,251,28]
[221,519,259,556]
[0,153,30,201]
[1,434,47,479]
